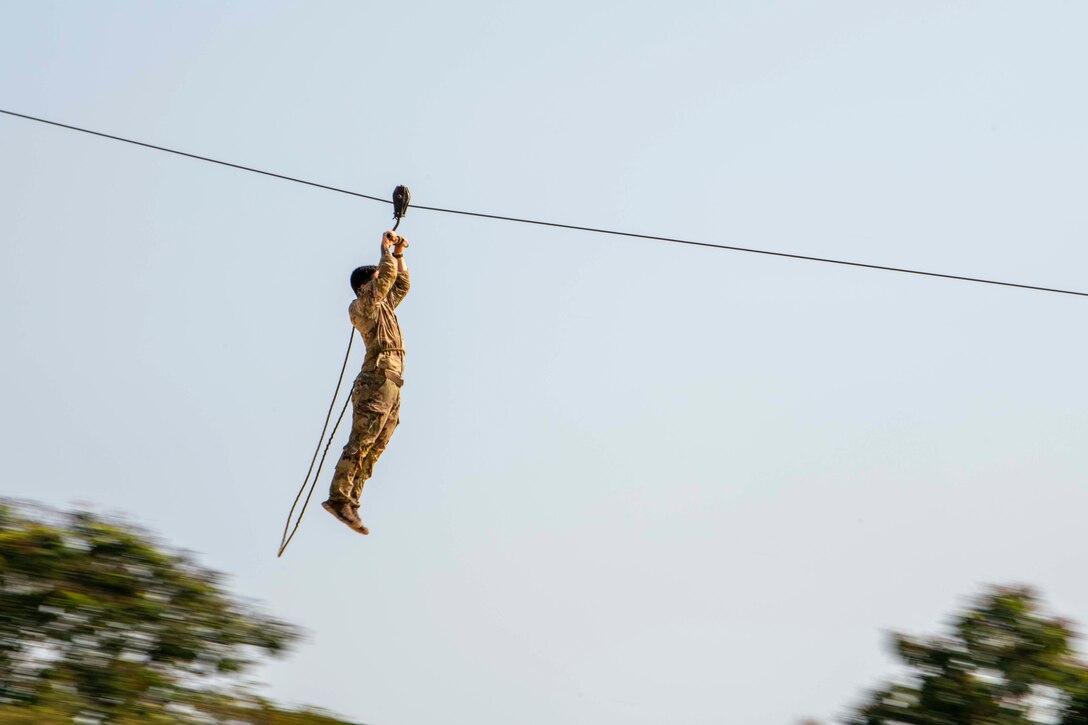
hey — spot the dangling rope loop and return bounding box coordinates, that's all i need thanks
[277,327,357,557]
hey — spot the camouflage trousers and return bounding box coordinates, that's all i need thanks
[328,370,402,507]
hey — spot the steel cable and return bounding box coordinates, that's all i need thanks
[3,107,1085,298]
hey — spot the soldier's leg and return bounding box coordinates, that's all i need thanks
[328,375,399,507]
[353,394,401,501]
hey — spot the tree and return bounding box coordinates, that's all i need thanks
[848,586,1088,725]
[0,499,359,724]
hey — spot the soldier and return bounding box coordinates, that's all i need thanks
[322,230,410,535]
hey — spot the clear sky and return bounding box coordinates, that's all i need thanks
[2,2,1086,723]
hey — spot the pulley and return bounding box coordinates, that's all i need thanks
[392,185,411,231]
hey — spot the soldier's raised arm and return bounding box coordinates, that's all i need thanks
[388,234,411,309]
[357,232,398,304]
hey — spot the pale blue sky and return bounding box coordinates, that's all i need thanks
[2,2,1086,723]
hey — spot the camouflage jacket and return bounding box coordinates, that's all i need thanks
[349,247,410,378]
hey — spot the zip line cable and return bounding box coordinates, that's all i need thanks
[3,107,1086,299]
[0,109,387,204]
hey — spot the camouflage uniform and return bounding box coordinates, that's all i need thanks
[328,246,410,508]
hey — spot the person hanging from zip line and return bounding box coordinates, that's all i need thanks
[322,230,410,535]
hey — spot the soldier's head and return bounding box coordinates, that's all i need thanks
[350,265,379,293]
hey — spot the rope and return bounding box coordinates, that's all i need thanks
[277,327,356,558]
[3,107,1086,299]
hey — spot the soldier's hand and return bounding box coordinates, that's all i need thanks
[394,235,408,255]
[382,231,397,252]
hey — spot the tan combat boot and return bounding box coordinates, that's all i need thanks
[322,500,369,535]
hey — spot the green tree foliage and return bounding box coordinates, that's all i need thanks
[0,500,359,724]
[849,586,1088,725]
